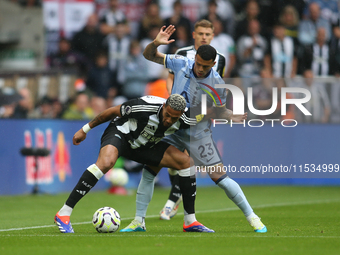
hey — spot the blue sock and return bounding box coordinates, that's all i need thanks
[135,167,156,219]
[217,177,253,217]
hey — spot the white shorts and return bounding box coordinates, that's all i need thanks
[162,132,223,166]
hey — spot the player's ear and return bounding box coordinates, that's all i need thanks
[192,31,195,39]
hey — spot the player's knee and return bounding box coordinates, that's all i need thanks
[96,156,116,173]
[177,155,192,170]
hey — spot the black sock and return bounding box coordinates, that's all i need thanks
[179,175,196,214]
[65,170,99,208]
[168,172,176,185]
[168,174,182,202]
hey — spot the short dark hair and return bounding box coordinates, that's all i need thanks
[196,45,216,61]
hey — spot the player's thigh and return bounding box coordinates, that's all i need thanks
[187,136,223,166]
[159,145,193,170]
[124,142,170,169]
[97,122,125,173]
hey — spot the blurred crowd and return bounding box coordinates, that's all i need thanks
[1,0,340,124]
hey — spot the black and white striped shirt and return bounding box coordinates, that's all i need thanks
[266,37,296,78]
[169,45,226,77]
[114,96,197,149]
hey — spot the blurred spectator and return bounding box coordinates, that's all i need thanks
[234,0,268,42]
[210,19,235,78]
[250,68,277,120]
[121,40,149,99]
[299,27,337,76]
[0,87,22,118]
[214,0,236,36]
[200,0,227,32]
[12,87,34,119]
[303,0,339,24]
[103,23,131,87]
[275,0,306,20]
[332,16,340,76]
[140,25,168,82]
[164,0,192,46]
[28,96,54,119]
[90,96,107,115]
[264,23,298,78]
[294,69,331,123]
[236,19,267,82]
[279,5,300,47]
[329,80,340,123]
[167,25,192,54]
[298,2,332,46]
[86,51,117,98]
[99,0,130,36]
[137,2,164,41]
[62,92,94,120]
[71,14,106,65]
[48,38,90,76]
[51,98,64,119]
[256,0,279,32]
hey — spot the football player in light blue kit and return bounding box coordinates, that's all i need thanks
[121,25,266,233]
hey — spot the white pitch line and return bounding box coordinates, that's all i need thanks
[1,234,340,239]
[0,198,339,233]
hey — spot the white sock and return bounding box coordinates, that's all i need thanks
[58,204,73,216]
[184,213,196,226]
[164,200,175,210]
[135,168,156,218]
[217,177,253,217]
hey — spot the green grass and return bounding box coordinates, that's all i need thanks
[1,186,340,255]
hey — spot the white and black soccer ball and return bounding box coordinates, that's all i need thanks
[92,207,121,233]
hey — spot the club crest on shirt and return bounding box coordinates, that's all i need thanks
[121,105,132,116]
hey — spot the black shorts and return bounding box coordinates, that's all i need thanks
[101,122,171,166]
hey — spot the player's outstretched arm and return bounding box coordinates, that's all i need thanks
[214,107,247,123]
[73,105,122,145]
[143,25,176,65]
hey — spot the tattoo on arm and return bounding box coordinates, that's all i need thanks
[143,42,164,65]
[215,107,232,120]
[89,114,106,128]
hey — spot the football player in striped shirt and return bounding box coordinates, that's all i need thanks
[54,94,213,233]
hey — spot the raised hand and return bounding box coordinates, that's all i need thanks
[154,25,176,46]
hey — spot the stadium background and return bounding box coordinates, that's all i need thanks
[0,0,339,195]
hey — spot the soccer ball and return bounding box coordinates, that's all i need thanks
[110,168,129,186]
[92,207,121,233]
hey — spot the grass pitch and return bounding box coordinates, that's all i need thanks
[0,186,339,255]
